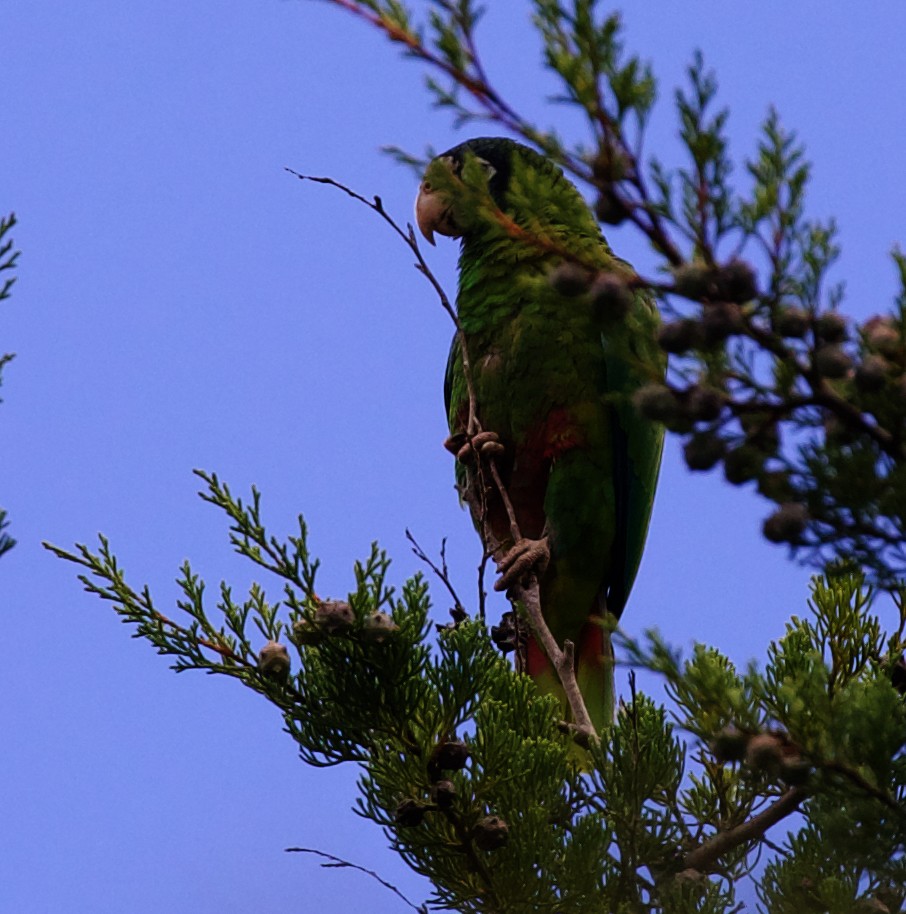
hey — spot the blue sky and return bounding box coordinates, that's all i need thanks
[3,3,906,911]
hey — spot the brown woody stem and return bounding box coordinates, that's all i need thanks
[682,786,806,872]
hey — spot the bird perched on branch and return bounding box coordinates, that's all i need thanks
[416,136,663,731]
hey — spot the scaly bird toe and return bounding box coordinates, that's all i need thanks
[494,537,551,592]
[443,430,505,463]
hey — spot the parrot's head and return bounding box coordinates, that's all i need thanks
[416,137,564,246]
[415,137,511,245]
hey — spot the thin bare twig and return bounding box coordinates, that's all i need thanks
[405,529,466,616]
[477,548,491,622]
[286,169,483,438]
[820,760,906,817]
[486,460,520,546]
[285,847,428,913]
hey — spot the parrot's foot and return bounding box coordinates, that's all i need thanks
[444,430,505,463]
[494,537,550,592]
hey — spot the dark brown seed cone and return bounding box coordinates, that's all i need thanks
[863,315,902,359]
[891,655,906,694]
[711,727,750,763]
[314,600,355,634]
[658,319,702,354]
[763,502,808,543]
[672,262,716,300]
[589,273,634,322]
[685,386,724,422]
[716,259,758,303]
[258,641,291,681]
[854,354,890,392]
[291,618,325,647]
[815,311,848,343]
[757,470,794,503]
[683,433,726,472]
[744,420,780,456]
[591,146,631,182]
[430,779,457,810]
[723,446,763,485]
[701,301,744,345]
[395,799,425,828]
[813,344,853,379]
[632,383,681,423]
[595,188,628,225]
[428,739,470,781]
[472,815,509,851]
[779,757,812,786]
[672,260,757,304]
[548,262,592,297]
[361,611,400,643]
[745,733,784,773]
[772,306,810,339]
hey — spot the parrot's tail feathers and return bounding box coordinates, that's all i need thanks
[525,635,553,680]
[576,620,615,732]
[524,614,615,733]
[576,615,608,670]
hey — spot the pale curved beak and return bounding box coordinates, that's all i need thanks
[415,184,442,245]
[415,182,460,245]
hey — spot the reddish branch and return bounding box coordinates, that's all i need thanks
[150,608,254,668]
[323,0,514,119]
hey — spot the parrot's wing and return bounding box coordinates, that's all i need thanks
[444,333,459,426]
[603,293,665,617]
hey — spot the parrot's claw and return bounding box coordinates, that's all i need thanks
[494,537,550,592]
[444,430,505,463]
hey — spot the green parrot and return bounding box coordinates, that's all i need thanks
[416,136,664,732]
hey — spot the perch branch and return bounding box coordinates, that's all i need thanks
[682,786,807,873]
[516,574,597,740]
[290,171,598,743]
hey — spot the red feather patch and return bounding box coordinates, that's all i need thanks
[531,407,586,460]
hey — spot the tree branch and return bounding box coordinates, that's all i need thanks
[513,575,596,741]
[289,170,599,742]
[285,169,481,436]
[820,760,906,818]
[682,786,807,873]
[285,847,428,913]
[405,529,466,618]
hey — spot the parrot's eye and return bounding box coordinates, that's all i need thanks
[474,157,497,180]
[437,155,457,175]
